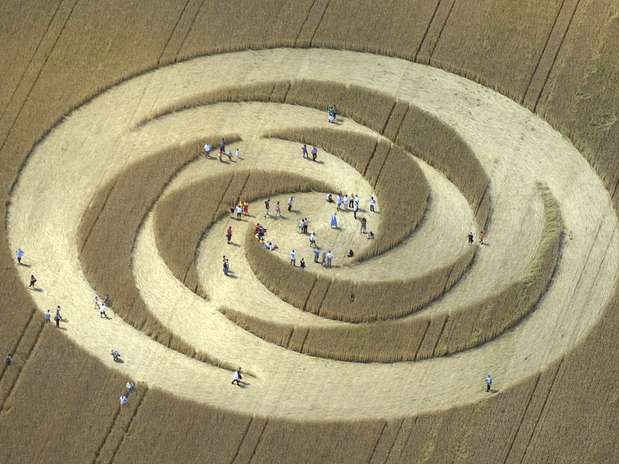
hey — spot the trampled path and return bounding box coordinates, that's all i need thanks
[6,49,618,420]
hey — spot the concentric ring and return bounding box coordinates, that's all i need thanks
[7,48,618,421]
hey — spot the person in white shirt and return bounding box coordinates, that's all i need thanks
[231,367,243,386]
[99,303,108,319]
[16,248,24,265]
[126,381,136,394]
[287,196,293,212]
[235,148,241,160]
[290,249,297,266]
[120,395,129,406]
[485,374,493,392]
[203,143,212,158]
[369,196,377,213]
[325,250,333,268]
[309,232,317,247]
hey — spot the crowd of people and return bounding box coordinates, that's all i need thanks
[6,104,498,406]
[245,187,382,273]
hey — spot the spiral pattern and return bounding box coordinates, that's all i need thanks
[7,48,618,420]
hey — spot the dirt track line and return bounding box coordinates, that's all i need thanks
[157,0,192,65]
[79,178,118,254]
[0,307,36,384]
[413,321,432,361]
[398,416,419,459]
[611,173,619,201]
[474,181,490,224]
[246,419,268,464]
[367,422,388,463]
[517,359,564,464]
[383,418,405,464]
[380,101,397,135]
[92,405,121,464]
[294,0,319,45]
[431,316,449,357]
[174,0,206,60]
[308,0,331,46]
[373,146,392,188]
[501,373,541,464]
[428,0,457,63]
[0,0,63,123]
[361,140,379,177]
[298,329,311,354]
[108,388,148,464]
[0,315,44,412]
[532,0,582,112]
[521,0,566,104]
[301,277,318,311]
[391,105,410,145]
[315,280,332,317]
[414,0,442,61]
[0,0,79,155]
[229,416,253,464]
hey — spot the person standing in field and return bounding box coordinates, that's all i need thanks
[120,395,129,406]
[287,196,293,212]
[235,148,241,160]
[16,248,24,265]
[311,146,318,161]
[342,194,348,211]
[369,196,377,213]
[330,213,338,229]
[203,143,212,158]
[275,201,282,217]
[325,250,333,268]
[223,256,230,276]
[301,144,308,159]
[226,226,233,244]
[302,218,309,234]
[231,367,243,386]
[309,232,317,247]
[468,232,474,244]
[300,258,306,271]
[99,302,109,319]
[313,248,321,263]
[360,217,367,234]
[28,274,37,289]
[353,200,359,219]
[54,306,62,328]
[5,353,13,366]
[479,230,486,245]
[219,138,225,158]
[264,199,270,217]
[290,249,297,266]
[336,193,342,210]
[44,309,51,323]
[126,381,136,395]
[485,374,493,392]
[111,349,121,362]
